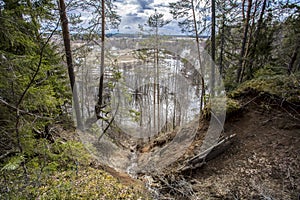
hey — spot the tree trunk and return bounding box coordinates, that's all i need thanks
[58,0,83,129]
[191,0,205,122]
[156,27,160,133]
[211,0,216,96]
[153,56,156,132]
[240,0,258,82]
[96,0,105,119]
[242,0,246,21]
[288,42,300,75]
[219,14,225,79]
[247,0,267,77]
[237,0,252,83]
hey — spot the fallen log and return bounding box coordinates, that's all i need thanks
[178,134,236,172]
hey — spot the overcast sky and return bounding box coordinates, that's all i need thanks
[113,0,182,35]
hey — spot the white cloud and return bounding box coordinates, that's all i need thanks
[113,0,183,35]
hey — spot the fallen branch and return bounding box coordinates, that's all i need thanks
[0,150,19,160]
[153,175,195,199]
[178,134,236,172]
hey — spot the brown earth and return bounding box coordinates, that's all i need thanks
[137,93,300,199]
[188,96,300,199]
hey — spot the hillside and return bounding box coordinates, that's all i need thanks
[142,91,300,199]
[1,0,300,199]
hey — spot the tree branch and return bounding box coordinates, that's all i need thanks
[0,98,53,120]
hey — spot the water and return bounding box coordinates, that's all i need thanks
[126,145,138,179]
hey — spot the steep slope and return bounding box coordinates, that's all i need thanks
[192,95,299,199]
[148,92,300,199]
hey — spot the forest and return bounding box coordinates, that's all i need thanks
[0,0,299,199]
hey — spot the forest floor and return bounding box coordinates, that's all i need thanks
[179,94,300,199]
[2,91,298,199]
[109,92,300,199]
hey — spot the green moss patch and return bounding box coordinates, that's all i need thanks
[229,72,300,104]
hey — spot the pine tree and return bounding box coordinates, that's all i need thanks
[0,0,70,183]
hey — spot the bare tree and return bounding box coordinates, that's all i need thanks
[145,9,170,132]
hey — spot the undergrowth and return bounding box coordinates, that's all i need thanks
[0,125,150,200]
[204,67,300,120]
[229,68,300,104]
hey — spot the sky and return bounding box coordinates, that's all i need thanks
[112,0,182,35]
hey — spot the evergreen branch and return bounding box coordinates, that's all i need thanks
[0,97,53,120]
[16,20,60,109]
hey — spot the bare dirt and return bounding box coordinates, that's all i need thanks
[134,94,300,199]
[186,97,300,199]
[98,93,300,199]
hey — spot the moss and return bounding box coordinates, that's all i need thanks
[202,97,241,119]
[0,126,151,200]
[1,156,150,200]
[229,72,300,104]
[30,167,150,200]
[226,98,241,115]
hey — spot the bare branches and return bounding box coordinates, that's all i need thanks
[178,134,236,172]
[155,175,196,199]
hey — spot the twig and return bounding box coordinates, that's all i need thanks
[156,175,192,199]
[0,150,19,160]
[0,98,52,120]
[281,105,300,121]
[241,94,260,108]
[98,101,119,142]
[16,20,60,109]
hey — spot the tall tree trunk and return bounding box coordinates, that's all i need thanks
[191,0,205,122]
[242,0,246,21]
[219,14,225,79]
[165,86,168,132]
[156,26,160,133]
[237,0,252,83]
[240,0,258,82]
[58,0,83,129]
[247,0,267,77]
[153,53,156,132]
[96,0,105,119]
[173,57,178,129]
[211,0,216,96]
